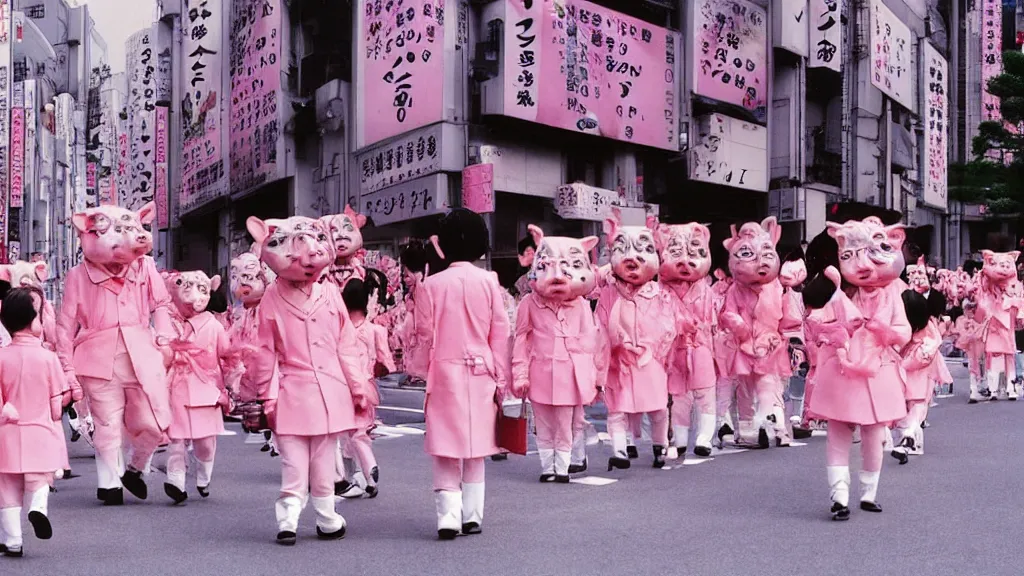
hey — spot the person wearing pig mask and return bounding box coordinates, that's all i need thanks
[56,202,175,506]
[974,250,1022,401]
[511,225,600,482]
[811,218,911,520]
[228,247,279,457]
[710,269,739,447]
[720,217,800,449]
[320,205,368,288]
[160,270,234,504]
[246,215,370,545]
[653,221,718,459]
[406,208,510,540]
[595,209,679,471]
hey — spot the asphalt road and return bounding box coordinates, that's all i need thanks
[8,361,1024,576]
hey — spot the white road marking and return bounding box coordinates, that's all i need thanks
[377,405,425,414]
[811,430,827,437]
[788,441,808,447]
[711,447,749,456]
[570,476,618,486]
[218,429,238,436]
[374,425,425,436]
[682,458,713,465]
[935,394,955,399]
[243,433,267,445]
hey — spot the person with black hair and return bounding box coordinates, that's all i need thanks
[512,235,536,301]
[407,208,510,540]
[396,240,431,388]
[0,287,69,557]
[891,290,943,465]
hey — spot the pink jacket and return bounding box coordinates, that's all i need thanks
[900,320,942,401]
[720,280,794,378]
[975,278,1018,355]
[251,281,369,436]
[512,293,599,407]
[55,256,175,428]
[411,262,511,459]
[664,278,717,393]
[167,312,231,428]
[228,304,280,403]
[595,280,678,414]
[0,334,67,473]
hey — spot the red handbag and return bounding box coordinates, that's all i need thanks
[496,399,529,455]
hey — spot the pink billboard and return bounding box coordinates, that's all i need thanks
[504,0,678,151]
[156,106,169,229]
[981,0,1001,125]
[692,0,768,122]
[9,107,22,209]
[359,0,445,148]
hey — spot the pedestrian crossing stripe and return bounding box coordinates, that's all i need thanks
[570,476,617,486]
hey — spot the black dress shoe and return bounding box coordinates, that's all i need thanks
[276,531,297,545]
[28,511,52,540]
[102,488,124,506]
[461,522,481,535]
[70,430,82,442]
[757,428,770,449]
[553,475,570,484]
[491,453,508,461]
[316,525,347,540]
[607,457,630,471]
[164,483,188,505]
[437,528,459,540]
[568,459,587,474]
[97,488,108,501]
[860,501,882,513]
[197,485,210,498]
[62,469,79,480]
[365,485,378,498]
[260,444,271,452]
[334,480,352,496]
[626,446,639,459]
[121,469,148,500]
[0,544,23,557]
[830,502,850,521]
[890,449,909,465]
[370,466,379,483]
[693,446,712,457]
[793,427,813,440]
[539,474,556,483]
[652,445,667,469]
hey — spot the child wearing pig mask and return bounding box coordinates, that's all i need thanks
[511,225,600,482]
[246,216,370,545]
[55,202,176,506]
[320,206,368,288]
[159,270,234,504]
[595,209,680,471]
[407,208,510,540]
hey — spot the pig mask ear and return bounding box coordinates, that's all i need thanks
[527,224,544,247]
[602,217,618,239]
[246,216,271,247]
[71,212,92,233]
[1011,251,1022,262]
[33,262,48,283]
[760,216,781,245]
[722,224,739,251]
[645,215,659,231]
[580,236,600,253]
[344,205,367,228]
[138,202,158,226]
[885,225,906,252]
[210,275,222,292]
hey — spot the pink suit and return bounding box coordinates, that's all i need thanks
[55,256,175,491]
[664,278,717,452]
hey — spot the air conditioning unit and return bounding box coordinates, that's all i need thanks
[769,187,806,222]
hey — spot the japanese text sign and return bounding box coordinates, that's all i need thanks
[870,0,914,111]
[981,0,1002,123]
[181,0,226,210]
[922,41,947,210]
[156,106,169,228]
[357,123,442,195]
[125,27,157,211]
[360,173,449,225]
[693,0,768,122]
[461,163,494,213]
[10,106,21,208]
[555,182,617,221]
[808,0,841,71]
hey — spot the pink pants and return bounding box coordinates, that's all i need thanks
[826,421,884,473]
[736,374,784,422]
[670,389,715,427]
[277,433,339,499]
[572,405,587,437]
[532,403,574,452]
[608,410,668,446]
[989,353,1015,379]
[432,457,485,492]
[0,473,51,507]
[166,437,217,481]
[968,351,983,378]
[341,429,377,476]
[80,350,164,484]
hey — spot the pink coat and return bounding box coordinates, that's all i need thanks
[720,280,793,378]
[411,262,511,459]
[664,278,717,393]
[512,293,598,407]
[167,312,230,440]
[595,281,678,414]
[0,334,67,474]
[351,318,394,429]
[251,281,369,436]
[975,279,1018,355]
[809,287,910,425]
[55,256,175,428]
[229,304,280,403]
[900,321,942,401]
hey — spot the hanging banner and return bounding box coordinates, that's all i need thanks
[0,0,11,263]
[692,0,768,123]
[690,112,768,192]
[981,0,1002,124]
[922,41,947,210]
[869,0,914,111]
[357,0,445,148]
[501,0,678,150]
[126,27,157,211]
[774,0,808,58]
[10,106,22,209]
[180,0,226,212]
[117,114,129,206]
[461,163,494,214]
[808,0,841,71]
[23,79,34,211]
[230,0,283,195]
[155,105,169,229]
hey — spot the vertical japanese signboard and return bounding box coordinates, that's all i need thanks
[775,0,808,58]
[869,0,913,111]
[0,0,10,262]
[808,0,841,71]
[922,41,947,210]
[230,0,283,195]
[23,80,34,212]
[981,0,1002,138]
[126,28,156,212]
[155,105,169,229]
[357,0,445,148]
[117,113,129,206]
[692,0,768,123]
[502,0,679,150]
[8,80,19,261]
[181,0,226,212]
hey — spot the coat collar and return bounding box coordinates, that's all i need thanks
[275,281,329,317]
[84,258,139,285]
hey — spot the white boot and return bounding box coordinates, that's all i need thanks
[988,371,1001,400]
[274,495,303,544]
[736,420,761,448]
[196,459,214,497]
[461,482,484,534]
[537,448,555,480]
[553,450,571,479]
[827,466,850,520]
[1008,377,1019,400]
[909,427,924,456]
[693,413,716,457]
[672,425,689,456]
[0,507,22,556]
[96,454,122,490]
[311,495,346,538]
[771,406,791,446]
[27,487,52,540]
[882,427,894,452]
[859,470,882,511]
[569,429,587,471]
[340,471,367,499]
[434,490,462,539]
[969,374,984,403]
[609,431,630,469]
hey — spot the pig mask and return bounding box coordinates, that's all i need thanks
[526,224,599,302]
[320,205,366,263]
[230,251,268,306]
[654,221,712,284]
[246,216,334,283]
[906,256,931,294]
[724,217,782,286]
[981,250,1020,284]
[826,217,906,288]
[779,259,807,289]
[603,210,659,286]
[164,270,222,318]
[0,260,48,289]
[72,202,156,267]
